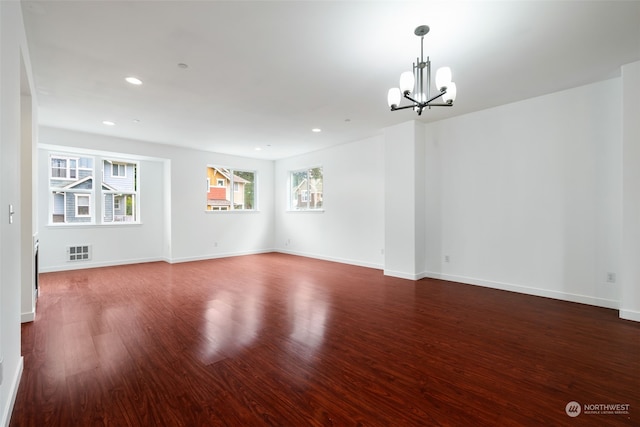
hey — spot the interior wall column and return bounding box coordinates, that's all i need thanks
[621,60,640,322]
[383,120,426,280]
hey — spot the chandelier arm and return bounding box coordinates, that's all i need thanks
[390,104,418,111]
[403,93,421,104]
[423,90,446,105]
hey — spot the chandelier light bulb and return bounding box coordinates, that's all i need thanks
[387,88,401,108]
[443,82,457,104]
[435,67,452,92]
[399,71,415,95]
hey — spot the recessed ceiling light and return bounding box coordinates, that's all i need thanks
[254,147,262,151]
[125,76,142,85]
[132,119,140,124]
[102,120,115,126]
[312,128,322,133]
[177,63,189,69]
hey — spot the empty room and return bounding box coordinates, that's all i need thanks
[1,1,639,426]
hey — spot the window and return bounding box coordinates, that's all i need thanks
[51,156,77,179]
[102,159,139,223]
[112,163,126,177]
[206,166,256,211]
[48,153,140,225]
[75,194,91,217]
[49,154,94,224]
[290,167,323,210]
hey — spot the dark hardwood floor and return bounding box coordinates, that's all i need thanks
[9,253,639,426]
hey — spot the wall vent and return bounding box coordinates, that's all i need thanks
[67,245,91,262]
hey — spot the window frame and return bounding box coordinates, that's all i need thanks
[48,152,141,226]
[49,153,95,225]
[102,158,140,224]
[206,165,257,212]
[288,166,324,211]
[75,194,91,217]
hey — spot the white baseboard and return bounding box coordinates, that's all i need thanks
[39,256,166,273]
[277,249,383,271]
[20,311,34,323]
[383,269,423,281]
[619,309,640,322]
[1,356,23,427]
[428,271,619,310]
[169,249,274,264]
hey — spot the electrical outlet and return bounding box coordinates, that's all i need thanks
[606,272,616,283]
[444,255,450,263]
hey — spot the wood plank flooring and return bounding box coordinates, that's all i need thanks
[9,253,640,426]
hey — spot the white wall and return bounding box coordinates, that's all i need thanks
[383,121,426,279]
[621,60,640,322]
[274,136,385,269]
[169,147,274,263]
[1,2,34,425]
[425,78,622,309]
[38,127,275,271]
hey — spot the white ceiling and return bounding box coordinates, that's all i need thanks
[21,1,640,160]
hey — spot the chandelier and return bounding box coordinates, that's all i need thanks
[387,25,457,115]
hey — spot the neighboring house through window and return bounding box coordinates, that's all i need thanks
[206,166,256,211]
[103,159,139,223]
[48,153,140,225]
[290,167,323,210]
[49,155,94,223]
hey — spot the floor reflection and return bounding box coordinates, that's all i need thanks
[200,285,264,358]
[289,283,329,352]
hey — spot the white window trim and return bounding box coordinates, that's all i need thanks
[288,166,324,212]
[75,193,91,217]
[48,152,141,226]
[206,165,257,212]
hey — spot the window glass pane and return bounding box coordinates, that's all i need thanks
[50,154,95,224]
[308,167,323,209]
[290,170,307,209]
[102,160,138,223]
[48,153,139,225]
[78,157,93,169]
[51,158,66,178]
[289,167,323,210]
[206,166,256,211]
[69,159,77,179]
[233,170,255,210]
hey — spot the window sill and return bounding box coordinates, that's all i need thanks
[204,210,260,214]
[286,209,325,213]
[47,222,142,228]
